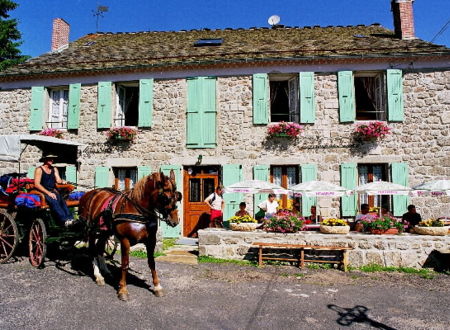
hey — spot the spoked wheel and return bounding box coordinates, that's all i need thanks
[105,235,119,260]
[0,210,19,264]
[29,218,47,267]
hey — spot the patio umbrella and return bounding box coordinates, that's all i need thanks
[411,179,450,196]
[224,179,289,194]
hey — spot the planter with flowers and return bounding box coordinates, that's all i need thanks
[39,128,64,139]
[320,218,350,234]
[228,214,259,231]
[267,122,303,139]
[106,126,138,143]
[264,211,304,233]
[353,121,391,143]
[414,219,448,236]
[361,215,404,235]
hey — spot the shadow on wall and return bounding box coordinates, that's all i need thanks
[328,304,396,329]
[188,212,211,238]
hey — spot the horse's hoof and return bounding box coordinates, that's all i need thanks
[154,289,165,297]
[118,292,129,301]
[96,278,105,286]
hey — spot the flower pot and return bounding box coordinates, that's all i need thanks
[230,222,260,231]
[413,226,448,236]
[369,228,399,235]
[320,225,350,234]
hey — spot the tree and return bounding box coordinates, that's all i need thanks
[0,0,29,71]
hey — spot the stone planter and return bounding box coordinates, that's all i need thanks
[413,226,448,236]
[320,225,350,234]
[369,228,399,235]
[229,222,259,231]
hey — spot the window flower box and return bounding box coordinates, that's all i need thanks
[354,121,391,142]
[267,122,303,139]
[106,126,137,142]
[320,218,350,234]
[38,128,64,139]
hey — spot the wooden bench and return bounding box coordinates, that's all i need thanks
[252,242,353,272]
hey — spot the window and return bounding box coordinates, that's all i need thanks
[269,74,299,122]
[48,88,69,129]
[358,164,389,209]
[114,83,139,126]
[354,72,386,121]
[270,165,299,209]
[113,167,137,191]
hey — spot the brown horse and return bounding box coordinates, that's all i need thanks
[78,170,181,300]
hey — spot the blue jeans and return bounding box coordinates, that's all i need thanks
[44,191,73,224]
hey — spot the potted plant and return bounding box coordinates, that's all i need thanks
[264,211,304,233]
[228,214,259,231]
[354,121,391,142]
[106,126,138,142]
[414,219,448,236]
[267,122,303,139]
[38,128,64,139]
[320,218,350,234]
[361,215,404,235]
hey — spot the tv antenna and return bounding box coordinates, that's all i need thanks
[93,5,109,32]
[268,15,280,27]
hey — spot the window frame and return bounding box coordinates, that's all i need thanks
[270,165,299,209]
[113,167,137,191]
[268,73,299,123]
[357,163,390,210]
[47,87,69,129]
[114,82,139,127]
[354,71,387,122]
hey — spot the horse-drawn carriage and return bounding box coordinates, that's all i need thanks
[0,134,95,266]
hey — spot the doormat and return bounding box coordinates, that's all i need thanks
[175,238,198,246]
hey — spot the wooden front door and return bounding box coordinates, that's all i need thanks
[183,166,219,237]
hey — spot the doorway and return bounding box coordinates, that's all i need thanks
[183,166,220,237]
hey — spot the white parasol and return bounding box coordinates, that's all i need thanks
[290,180,352,197]
[354,181,411,196]
[411,179,450,196]
[224,179,289,195]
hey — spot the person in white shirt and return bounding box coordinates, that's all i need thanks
[258,193,279,218]
[204,185,225,228]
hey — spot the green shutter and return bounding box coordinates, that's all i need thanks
[27,166,36,179]
[65,165,77,183]
[29,86,45,131]
[299,72,315,123]
[137,166,152,181]
[95,166,109,188]
[97,81,112,129]
[223,164,243,223]
[301,164,317,216]
[391,162,409,216]
[253,165,269,217]
[67,83,81,129]
[340,163,357,217]
[160,165,182,238]
[252,73,269,124]
[138,78,153,127]
[186,77,216,148]
[387,69,404,122]
[338,71,355,123]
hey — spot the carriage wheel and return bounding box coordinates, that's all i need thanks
[29,218,47,267]
[0,210,19,264]
[104,235,119,260]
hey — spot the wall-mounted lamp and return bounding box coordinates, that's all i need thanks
[187,167,193,175]
[195,154,203,166]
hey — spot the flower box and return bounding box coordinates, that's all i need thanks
[320,225,350,234]
[264,211,304,233]
[230,222,260,231]
[106,126,137,142]
[267,122,303,139]
[369,228,399,235]
[413,226,448,236]
[354,121,391,142]
[39,128,64,139]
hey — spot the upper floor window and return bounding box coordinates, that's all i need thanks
[354,72,386,121]
[48,88,69,129]
[113,167,137,191]
[269,74,299,123]
[114,83,139,127]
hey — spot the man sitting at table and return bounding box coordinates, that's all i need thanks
[402,204,422,229]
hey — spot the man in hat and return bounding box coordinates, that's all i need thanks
[34,153,75,227]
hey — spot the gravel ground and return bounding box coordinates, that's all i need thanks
[1,251,449,330]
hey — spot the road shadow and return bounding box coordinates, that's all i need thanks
[328,304,396,329]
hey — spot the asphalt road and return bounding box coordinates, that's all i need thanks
[1,252,449,330]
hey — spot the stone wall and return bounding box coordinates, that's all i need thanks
[0,69,449,221]
[198,228,450,268]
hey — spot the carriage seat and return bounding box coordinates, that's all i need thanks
[27,184,78,209]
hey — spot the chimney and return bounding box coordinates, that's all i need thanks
[391,0,416,39]
[51,18,70,51]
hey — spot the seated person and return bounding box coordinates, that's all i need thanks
[34,153,75,228]
[258,193,279,218]
[381,205,394,218]
[235,202,250,217]
[402,204,422,229]
[305,205,322,223]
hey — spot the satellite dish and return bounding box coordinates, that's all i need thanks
[268,15,280,26]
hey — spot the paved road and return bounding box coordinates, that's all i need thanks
[1,252,449,330]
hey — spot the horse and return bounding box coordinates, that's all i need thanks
[78,170,182,301]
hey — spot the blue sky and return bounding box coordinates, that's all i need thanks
[12,0,450,58]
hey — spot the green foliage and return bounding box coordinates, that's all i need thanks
[162,238,177,250]
[359,263,435,278]
[0,0,29,71]
[198,256,256,266]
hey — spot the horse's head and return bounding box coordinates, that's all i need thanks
[147,170,182,227]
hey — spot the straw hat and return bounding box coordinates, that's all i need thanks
[39,153,58,162]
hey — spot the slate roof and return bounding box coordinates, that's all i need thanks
[1,24,449,80]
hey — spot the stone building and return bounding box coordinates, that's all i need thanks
[0,0,449,239]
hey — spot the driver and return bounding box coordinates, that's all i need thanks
[34,153,75,228]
